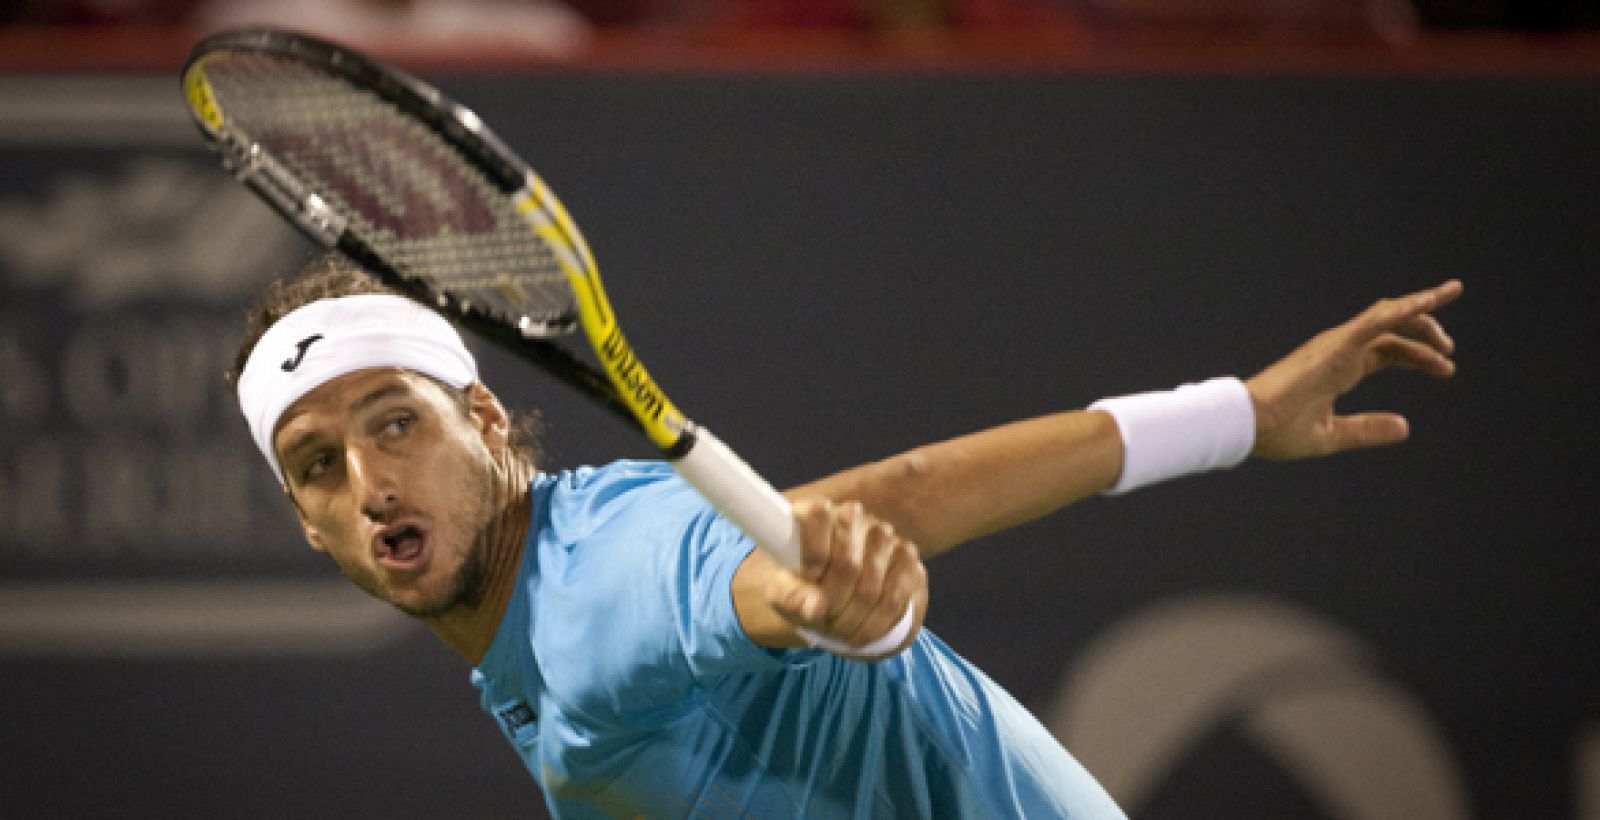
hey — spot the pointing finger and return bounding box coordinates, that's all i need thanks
[1348,280,1463,344]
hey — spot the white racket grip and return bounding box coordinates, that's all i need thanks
[673,427,803,572]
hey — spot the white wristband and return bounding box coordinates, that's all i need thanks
[1090,376,1257,495]
[795,600,918,660]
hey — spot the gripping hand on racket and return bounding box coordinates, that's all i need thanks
[1247,279,1462,460]
[735,500,929,661]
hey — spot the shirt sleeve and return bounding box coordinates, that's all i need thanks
[672,500,823,680]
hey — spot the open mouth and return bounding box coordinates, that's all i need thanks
[377,524,428,569]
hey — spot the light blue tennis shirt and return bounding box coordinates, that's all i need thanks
[471,461,1125,819]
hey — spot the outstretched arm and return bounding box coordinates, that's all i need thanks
[736,280,1460,657]
[788,280,1463,559]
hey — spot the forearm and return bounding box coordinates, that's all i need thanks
[786,409,1124,559]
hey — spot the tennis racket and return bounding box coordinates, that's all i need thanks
[181,28,804,572]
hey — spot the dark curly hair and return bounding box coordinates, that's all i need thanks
[229,252,542,471]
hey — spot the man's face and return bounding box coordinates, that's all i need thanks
[272,367,502,618]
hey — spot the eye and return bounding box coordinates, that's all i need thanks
[301,451,335,483]
[382,412,415,438]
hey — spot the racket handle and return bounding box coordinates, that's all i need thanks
[672,427,803,573]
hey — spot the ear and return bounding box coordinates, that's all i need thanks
[302,525,330,554]
[465,380,510,450]
[284,485,329,553]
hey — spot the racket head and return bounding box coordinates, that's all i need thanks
[182,27,581,340]
[183,29,799,568]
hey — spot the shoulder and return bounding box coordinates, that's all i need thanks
[534,461,754,570]
[538,461,696,530]
[532,459,755,591]
[528,461,743,725]
[538,459,678,497]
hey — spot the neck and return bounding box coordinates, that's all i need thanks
[424,452,535,663]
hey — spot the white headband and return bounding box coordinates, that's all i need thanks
[238,294,478,486]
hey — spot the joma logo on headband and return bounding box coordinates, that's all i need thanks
[282,334,325,372]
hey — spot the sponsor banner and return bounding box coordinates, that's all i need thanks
[0,76,409,653]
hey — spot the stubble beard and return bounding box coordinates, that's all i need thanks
[386,460,499,620]
[391,532,489,620]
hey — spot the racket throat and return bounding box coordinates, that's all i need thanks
[661,424,697,461]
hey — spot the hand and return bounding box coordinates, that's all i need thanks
[765,499,928,657]
[1248,280,1462,460]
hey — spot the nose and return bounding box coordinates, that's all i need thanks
[347,442,400,522]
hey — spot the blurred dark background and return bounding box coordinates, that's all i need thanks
[0,0,1598,32]
[0,4,1595,819]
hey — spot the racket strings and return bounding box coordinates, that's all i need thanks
[200,51,576,334]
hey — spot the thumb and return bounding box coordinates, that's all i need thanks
[1328,412,1410,453]
[765,570,828,626]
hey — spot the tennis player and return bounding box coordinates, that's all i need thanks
[231,253,1460,818]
